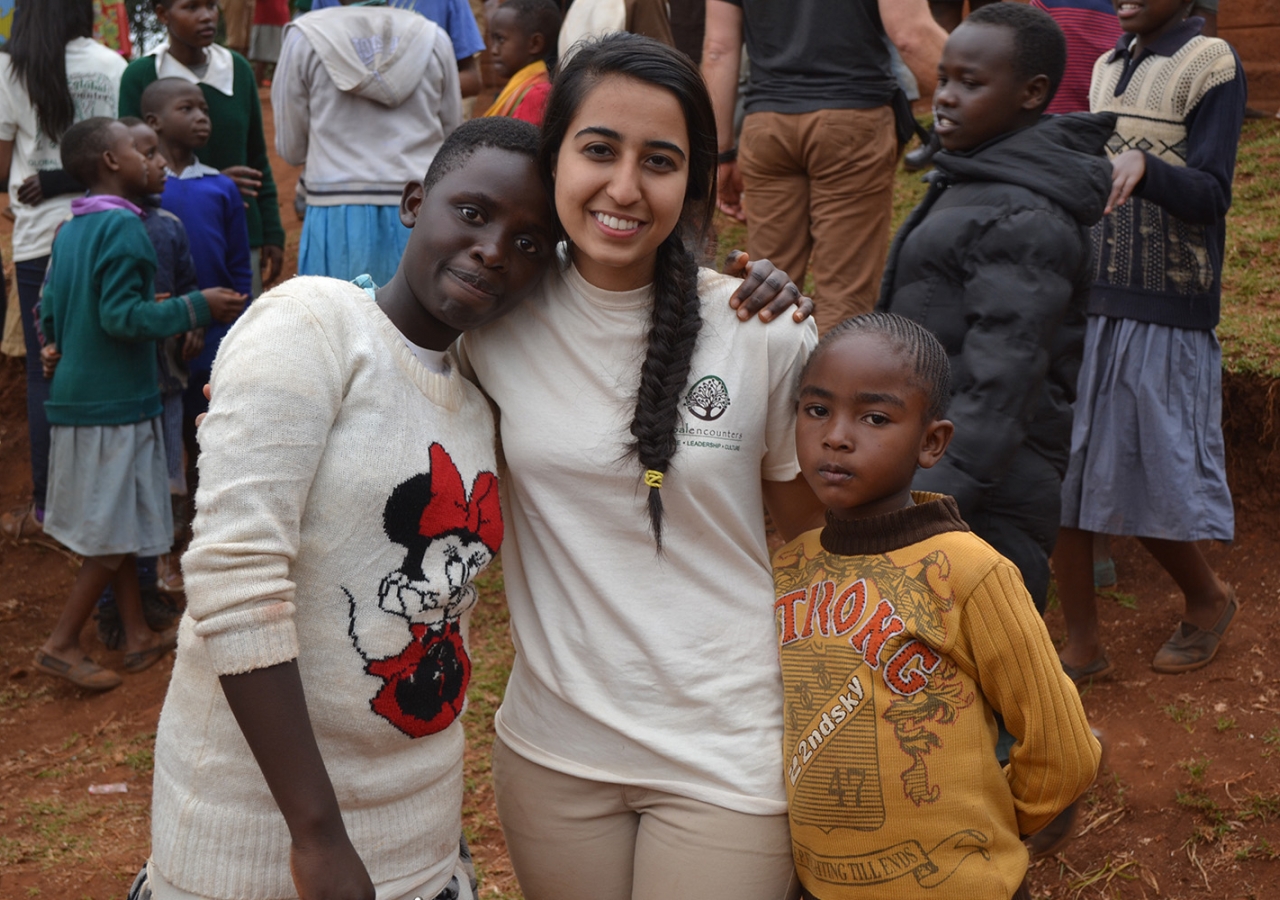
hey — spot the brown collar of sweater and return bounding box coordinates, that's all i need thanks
[819,491,970,557]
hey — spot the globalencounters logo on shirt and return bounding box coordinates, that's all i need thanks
[684,375,731,421]
[677,375,743,452]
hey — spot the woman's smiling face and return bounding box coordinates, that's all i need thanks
[553,75,690,292]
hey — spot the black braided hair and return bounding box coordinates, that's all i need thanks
[964,2,1068,109]
[538,34,718,548]
[803,313,953,421]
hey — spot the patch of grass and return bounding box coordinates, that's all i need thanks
[1262,726,1280,746]
[1099,589,1138,610]
[1216,716,1237,733]
[1220,119,1280,378]
[1162,698,1203,732]
[1179,756,1211,783]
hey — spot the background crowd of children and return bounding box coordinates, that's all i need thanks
[0,0,1254,899]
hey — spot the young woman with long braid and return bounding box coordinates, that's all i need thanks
[458,34,821,900]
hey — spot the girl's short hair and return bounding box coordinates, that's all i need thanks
[805,313,953,421]
[538,34,719,549]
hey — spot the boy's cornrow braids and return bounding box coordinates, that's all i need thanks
[628,230,704,549]
[809,313,952,420]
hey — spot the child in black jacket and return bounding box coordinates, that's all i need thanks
[878,2,1112,613]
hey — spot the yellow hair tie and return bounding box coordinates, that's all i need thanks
[643,469,664,489]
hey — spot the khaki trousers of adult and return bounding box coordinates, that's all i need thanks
[739,106,898,334]
[493,737,799,900]
[220,0,255,53]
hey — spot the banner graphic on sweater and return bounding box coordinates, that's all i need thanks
[777,550,973,813]
[345,443,503,738]
[793,829,990,889]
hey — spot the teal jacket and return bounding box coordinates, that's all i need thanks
[41,208,211,426]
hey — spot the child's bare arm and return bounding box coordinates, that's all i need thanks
[220,663,375,900]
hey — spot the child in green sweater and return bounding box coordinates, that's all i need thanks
[118,0,284,294]
[35,116,245,692]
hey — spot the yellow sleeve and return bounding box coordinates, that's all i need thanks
[958,560,1102,836]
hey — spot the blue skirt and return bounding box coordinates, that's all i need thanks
[44,418,175,558]
[297,203,409,287]
[1060,316,1234,542]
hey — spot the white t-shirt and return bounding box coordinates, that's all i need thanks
[460,261,817,814]
[0,38,127,262]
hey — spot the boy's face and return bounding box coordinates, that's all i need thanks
[397,147,554,341]
[796,333,952,522]
[128,123,169,194]
[933,23,1048,152]
[156,0,218,50]
[1113,0,1191,35]
[106,122,155,198]
[154,88,212,151]
[489,8,538,79]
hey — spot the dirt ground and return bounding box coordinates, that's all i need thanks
[1,91,1279,900]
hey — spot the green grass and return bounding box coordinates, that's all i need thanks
[1220,119,1280,378]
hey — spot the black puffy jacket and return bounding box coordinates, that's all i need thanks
[878,113,1114,515]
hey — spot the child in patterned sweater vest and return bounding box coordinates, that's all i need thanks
[1055,2,1246,681]
[773,314,1101,900]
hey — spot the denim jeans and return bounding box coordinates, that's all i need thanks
[16,256,51,511]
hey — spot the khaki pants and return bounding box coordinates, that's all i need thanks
[220,0,255,53]
[739,106,898,334]
[493,738,798,900]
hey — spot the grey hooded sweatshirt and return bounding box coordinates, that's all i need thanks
[272,4,463,207]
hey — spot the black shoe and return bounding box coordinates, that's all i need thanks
[141,585,182,631]
[904,128,941,172]
[96,598,124,651]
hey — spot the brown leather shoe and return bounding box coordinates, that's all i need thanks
[33,651,122,691]
[1151,586,1238,674]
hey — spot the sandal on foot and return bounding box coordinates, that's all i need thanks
[122,628,178,674]
[1061,654,1114,685]
[1,504,44,542]
[33,651,122,691]
[1151,586,1239,674]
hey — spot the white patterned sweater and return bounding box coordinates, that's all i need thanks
[152,277,501,900]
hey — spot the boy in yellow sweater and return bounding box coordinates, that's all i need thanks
[773,313,1101,900]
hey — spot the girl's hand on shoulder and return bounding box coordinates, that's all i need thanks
[222,165,263,200]
[724,250,814,323]
[1105,149,1147,215]
[290,831,375,900]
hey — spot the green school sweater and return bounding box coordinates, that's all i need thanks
[41,209,211,426]
[119,51,286,250]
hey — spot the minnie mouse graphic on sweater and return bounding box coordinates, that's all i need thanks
[346,443,502,738]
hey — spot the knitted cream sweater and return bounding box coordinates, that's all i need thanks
[152,277,501,899]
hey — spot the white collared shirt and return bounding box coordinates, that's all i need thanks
[152,42,236,97]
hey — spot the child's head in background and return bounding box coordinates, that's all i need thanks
[61,117,156,204]
[489,0,563,79]
[154,0,219,54]
[377,117,555,350]
[795,313,954,522]
[933,2,1067,152]
[141,78,212,171]
[119,117,169,196]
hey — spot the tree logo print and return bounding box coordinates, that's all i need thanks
[684,375,731,421]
